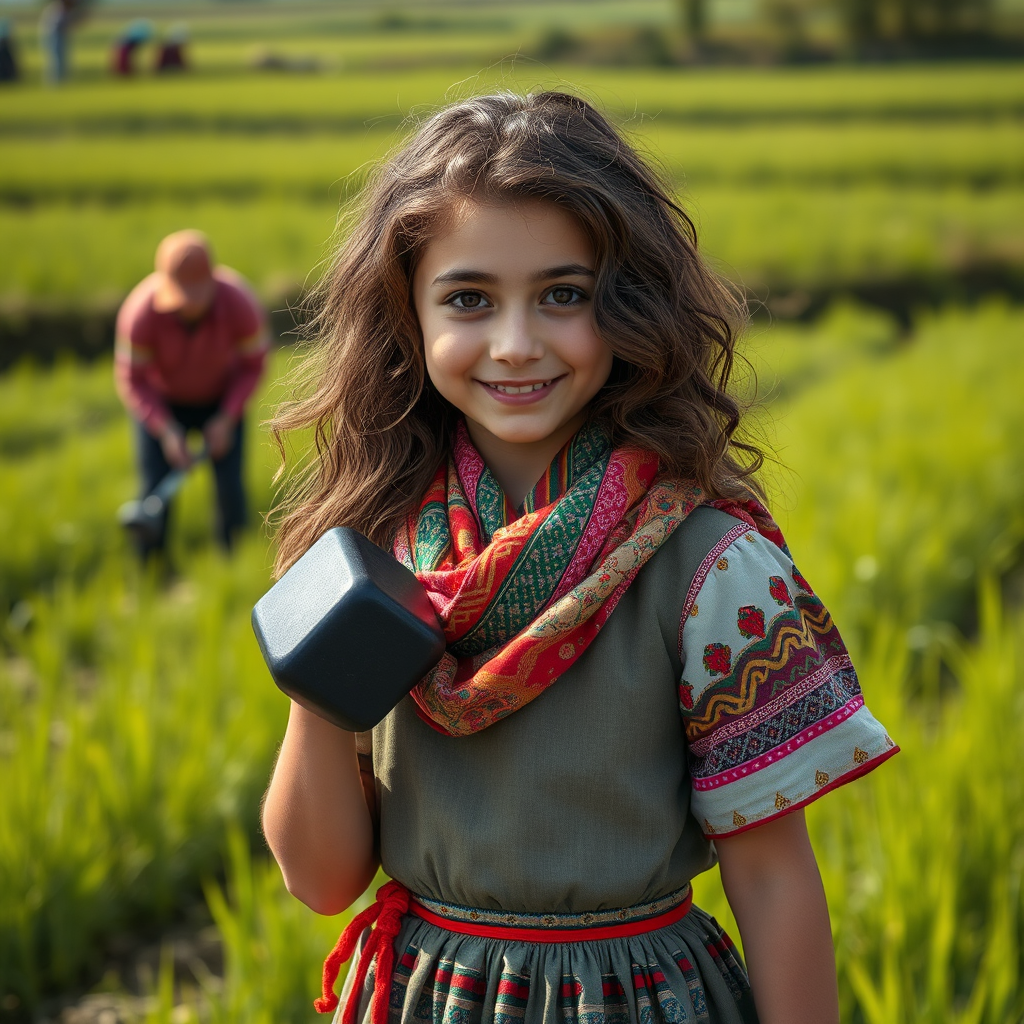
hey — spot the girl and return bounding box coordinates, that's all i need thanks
[261,90,897,1024]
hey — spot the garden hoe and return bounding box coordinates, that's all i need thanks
[117,447,206,546]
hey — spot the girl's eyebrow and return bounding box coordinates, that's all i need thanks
[431,264,595,286]
[533,263,595,282]
[431,269,497,286]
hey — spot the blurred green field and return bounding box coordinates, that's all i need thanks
[2,61,1023,314]
[4,120,1021,203]
[2,0,679,81]
[1,3,1023,1021]
[4,63,1024,132]
[3,184,1020,312]
[3,303,1023,1022]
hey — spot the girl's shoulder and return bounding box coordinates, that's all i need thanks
[642,504,749,601]
[630,505,755,657]
[671,505,748,579]
[677,516,812,667]
[642,503,771,613]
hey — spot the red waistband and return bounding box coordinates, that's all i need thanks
[410,888,693,943]
[314,881,694,1021]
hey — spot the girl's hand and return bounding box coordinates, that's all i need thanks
[715,809,839,1024]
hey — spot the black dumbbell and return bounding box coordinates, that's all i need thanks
[251,527,446,732]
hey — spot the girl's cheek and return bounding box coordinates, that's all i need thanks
[429,332,477,372]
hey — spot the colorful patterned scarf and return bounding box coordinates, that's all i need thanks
[394,421,715,737]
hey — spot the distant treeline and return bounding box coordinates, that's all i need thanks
[679,0,1022,58]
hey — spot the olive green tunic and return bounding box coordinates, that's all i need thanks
[347,509,758,1022]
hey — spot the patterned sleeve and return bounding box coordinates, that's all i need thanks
[678,524,898,838]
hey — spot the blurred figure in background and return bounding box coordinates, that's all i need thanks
[111,18,152,76]
[115,230,269,561]
[0,18,18,82]
[39,0,88,83]
[155,23,188,73]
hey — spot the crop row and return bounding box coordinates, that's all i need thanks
[2,184,1020,310]
[3,63,1023,137]
[6,25,515,83]
[1,0,660,70]
[2,119,1020,207]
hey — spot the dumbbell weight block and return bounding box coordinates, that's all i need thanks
[251,527,446,732]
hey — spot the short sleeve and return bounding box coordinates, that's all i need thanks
[678,526,898,837]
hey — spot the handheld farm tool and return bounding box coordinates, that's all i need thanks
[251,527,446,732]
[117,448,206,545]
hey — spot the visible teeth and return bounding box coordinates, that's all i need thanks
[491,380,553,394]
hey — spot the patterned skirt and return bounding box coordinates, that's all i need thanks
[336,886,759,1024]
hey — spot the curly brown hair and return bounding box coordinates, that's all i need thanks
[270,89,762,575]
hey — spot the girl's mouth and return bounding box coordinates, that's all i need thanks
[477,377,563,405]
[480,377,560,396]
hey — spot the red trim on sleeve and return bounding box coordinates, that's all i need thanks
[705,744,900,840]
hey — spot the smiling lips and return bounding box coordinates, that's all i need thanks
[480,377,561,397]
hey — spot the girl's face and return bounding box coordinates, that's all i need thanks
[413,199,613,469]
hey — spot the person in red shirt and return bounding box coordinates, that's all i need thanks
[115,229,268,559]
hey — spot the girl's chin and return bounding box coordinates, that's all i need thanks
[472,425,554,448]
[466,413,586,451]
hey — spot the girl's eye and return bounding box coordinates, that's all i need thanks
[447,291,491,310]
[543,286,586,307]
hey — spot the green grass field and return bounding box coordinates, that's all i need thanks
[1,3,1023,1020]
[4,120,1021,203]
[2,58,1022,312]
[3,303,1023,1022]
[2,184,1020,310]
[5,63,1024,131]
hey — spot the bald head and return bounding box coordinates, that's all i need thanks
[153,229,217,319]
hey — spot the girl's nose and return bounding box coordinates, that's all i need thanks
[488,309,543,365]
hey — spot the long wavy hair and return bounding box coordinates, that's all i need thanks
[271,89,762,574]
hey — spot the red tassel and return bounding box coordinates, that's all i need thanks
[314,880,411,1023]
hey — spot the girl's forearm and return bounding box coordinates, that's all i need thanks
[717,810,840,1024]
[727,863,838,1024]
[262,701,378,916]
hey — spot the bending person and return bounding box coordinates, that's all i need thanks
[115,229,268,560]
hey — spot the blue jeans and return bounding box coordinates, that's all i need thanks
[133,402,246,557]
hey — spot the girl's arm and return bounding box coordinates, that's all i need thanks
[715,809,839,1024]
[261,701,379,916]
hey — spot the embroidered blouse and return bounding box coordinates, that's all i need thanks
[678,523,897,837]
